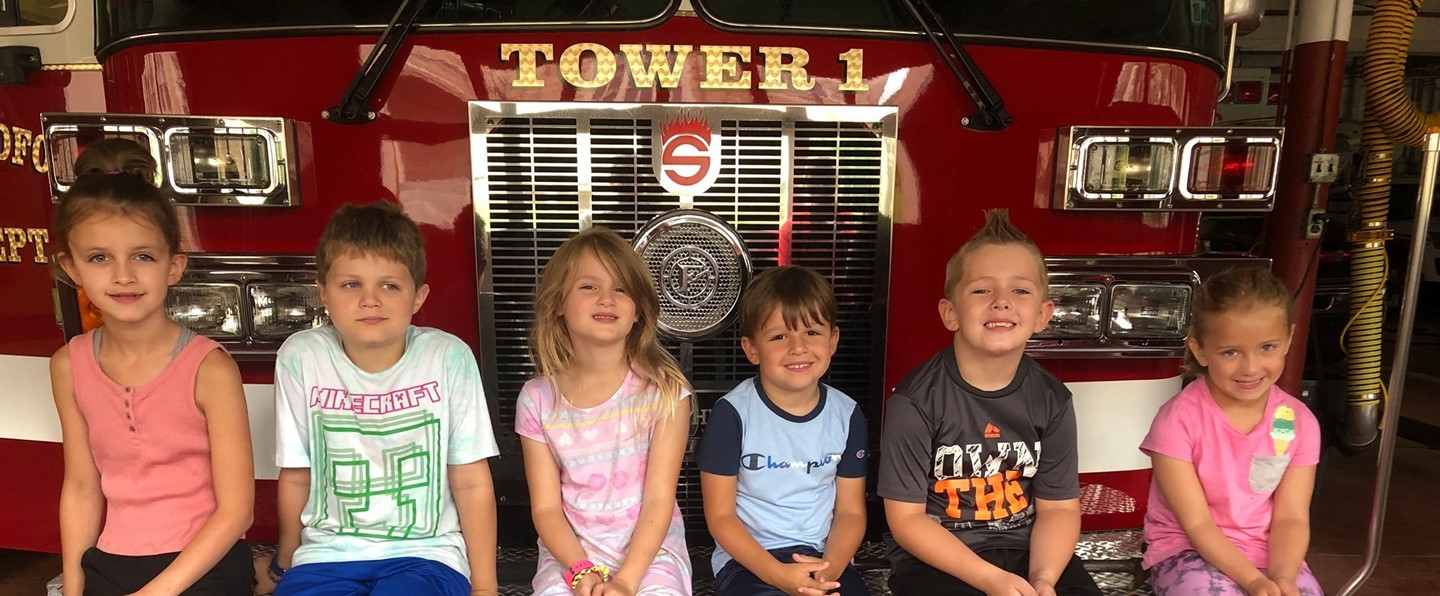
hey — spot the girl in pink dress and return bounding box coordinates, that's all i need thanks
[517,226,692,596]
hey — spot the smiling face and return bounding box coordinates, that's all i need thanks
[1188,302,1293,409]
[60,213,187,327]
[559,250,638,350]
[940,242,1054,361]
[741,306,838,404]
[319,251,429,364]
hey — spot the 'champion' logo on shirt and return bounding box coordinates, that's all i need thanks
[741,453,841,474]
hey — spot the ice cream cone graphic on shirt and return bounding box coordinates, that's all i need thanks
[1271,405,1297,455]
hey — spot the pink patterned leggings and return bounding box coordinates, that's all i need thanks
[1150,550,1324,595]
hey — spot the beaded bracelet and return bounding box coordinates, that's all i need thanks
[566,561,611,589]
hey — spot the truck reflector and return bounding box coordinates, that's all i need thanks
[1052,126,1283,211]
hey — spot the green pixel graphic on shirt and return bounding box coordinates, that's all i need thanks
[310,410,443,540]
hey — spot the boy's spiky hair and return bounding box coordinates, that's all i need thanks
[943,209,1048,299]
[738,265,838,339]
[316,201,427,285]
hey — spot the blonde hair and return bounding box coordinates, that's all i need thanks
[530,226,689,425]
[1182,266,1296,376]
[738,265,837,339]
[943,209,1048,299]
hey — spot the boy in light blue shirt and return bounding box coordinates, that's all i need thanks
[698,265,869,596]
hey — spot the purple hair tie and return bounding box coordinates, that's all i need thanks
[107,169,123,175]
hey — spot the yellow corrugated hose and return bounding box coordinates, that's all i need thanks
[1344,0,1439,449]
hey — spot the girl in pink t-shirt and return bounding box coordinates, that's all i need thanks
[1141,267,1323,596]
[517,226,692,596]
[49,140,254,595]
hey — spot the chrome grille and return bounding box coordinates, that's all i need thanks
[470,102,896,534]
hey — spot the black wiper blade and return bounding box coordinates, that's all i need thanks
[896,0,1011,131]
[324,0,432,125]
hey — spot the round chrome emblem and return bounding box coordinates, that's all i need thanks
[633,210,751,340]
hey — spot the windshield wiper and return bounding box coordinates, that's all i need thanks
[895,0,1011,131]
[324,0,432,125]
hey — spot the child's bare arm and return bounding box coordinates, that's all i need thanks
[52,347,103,596]
[275,468,309,569]
[451,459,499,595]
[884,499,1026,593]
[139,350,254,595]
[1152,453,1273,592]
[818,476,866,581]
[521,436,591,569]
[1027,498,1080,592]
[607,397,691,593]
[1265,464,1316,586]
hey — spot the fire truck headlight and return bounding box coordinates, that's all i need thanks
[166,284,243,338]
[1108,284,1190,339]
[1179,137,1280,200]
[1079,139,1176,199]
[166,128,280,195]
[250,283,329,339]
[1037,284,1105,338]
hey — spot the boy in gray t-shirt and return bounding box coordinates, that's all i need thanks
[699,266,869,596]
[878,210,1100,596]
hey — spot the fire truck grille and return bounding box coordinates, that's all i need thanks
[471,103,896,534]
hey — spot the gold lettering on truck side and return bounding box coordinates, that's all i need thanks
[32,134,48,174]
[758,47,815,91]
[700,46,752,90]
[9,126,32,166]
[620,44,691,89]
[5,228,26,263]
[559,43,617,89]
[0,123,10,162]
[28,229,49,263]
[501,43,554,87]
[838,49,869,92]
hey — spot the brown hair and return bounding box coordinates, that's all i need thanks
[738,265,838,339]
[943,209,1048,299]
[316,201,427,286]
[52,173,181,271]
[1182,266,1296,376]
[530,226,689,425]
[71,138,158,180]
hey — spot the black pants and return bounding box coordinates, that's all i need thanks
[715,545,869,596]
[889,550,1101,596]
[80,540,253,596]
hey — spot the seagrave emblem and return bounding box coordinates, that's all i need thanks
[654,112,721,197]
[660,246,719,309]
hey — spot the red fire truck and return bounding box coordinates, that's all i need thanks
[0,0,1285,572]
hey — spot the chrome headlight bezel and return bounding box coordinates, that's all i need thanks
[1029,257,1268,357]
[169,255,326,357]
[40,113,299,207]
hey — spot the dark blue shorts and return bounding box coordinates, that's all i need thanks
[714,545,869,596]
[274,557,469,596]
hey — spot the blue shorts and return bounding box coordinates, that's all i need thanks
[274,557,469,596]
[714,545,868,596]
